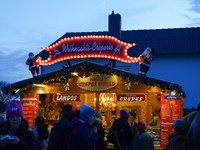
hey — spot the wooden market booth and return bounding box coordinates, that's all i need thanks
[11,61,185,149]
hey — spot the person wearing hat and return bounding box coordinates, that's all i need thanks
[132,121,154,150]
[47,104,72,150]
[67,104,98,150]
[93,112,106,150]
[0,100,37,150]
[107,109,134,150]
[165,111,197,150]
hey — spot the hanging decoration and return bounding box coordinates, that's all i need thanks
[125,82,131,90]
[44,95,50,118]
[63,82,70,91]
[10,61,186,98]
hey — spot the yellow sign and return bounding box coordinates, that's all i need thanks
[77,74,118,91]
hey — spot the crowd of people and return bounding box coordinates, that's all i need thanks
[0,100,199,150]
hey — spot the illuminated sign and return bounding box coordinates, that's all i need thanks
[53,94,80,102]
[40,35,139,66]
[21,95,39,129]
[116,94,146,102]
[77,74,118,91]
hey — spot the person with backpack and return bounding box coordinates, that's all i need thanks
[107,109,134,150]
[47,104,72,150]
[32,116,50,150]
[0,100,37,150]
[67,104,98,150]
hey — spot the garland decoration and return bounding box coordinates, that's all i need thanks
[44,94,50,118]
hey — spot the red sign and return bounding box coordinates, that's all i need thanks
[40,35,139,66]
[53,94,80,102]
[160,94,184,148]
[116,94,146,102]
[21,95,39,129]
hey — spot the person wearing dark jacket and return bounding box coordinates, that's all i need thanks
[32,116,50,150]
[187,108,200,150]
[128,111,138,135]
[0,100,37,150]
[107,109,134,150]
[67,104,98,150]
[132,121,154,150]
[165,111,197,150]
[63,110,81,150]
[47,104,72,150]
[93,112,106,150]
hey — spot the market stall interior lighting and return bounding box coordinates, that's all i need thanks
[71,72,78,76]
[33,84,46,87]
[37,89,44,94]
[15,89,20,93]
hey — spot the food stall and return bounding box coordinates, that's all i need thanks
[11,61,185,149]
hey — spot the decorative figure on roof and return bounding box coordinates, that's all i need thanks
[139,47,155,76]
[167,83,182,96]
[26,52,42,77]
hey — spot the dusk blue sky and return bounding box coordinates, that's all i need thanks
[0,0,200,107]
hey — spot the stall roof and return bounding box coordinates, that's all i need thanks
[11,61,186,97]
[37,27,200,59]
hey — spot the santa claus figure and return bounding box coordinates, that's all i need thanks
[139,47,155,75]
[26,52,41,77]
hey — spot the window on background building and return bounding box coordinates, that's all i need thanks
[124,68,130,72]
[118,68,122,70]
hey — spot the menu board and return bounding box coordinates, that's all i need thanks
[160,94,183,148]
[21,95,39,129]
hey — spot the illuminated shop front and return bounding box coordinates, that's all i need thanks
[11,61,185,149]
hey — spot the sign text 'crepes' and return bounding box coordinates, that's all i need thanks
[117,94,146,102]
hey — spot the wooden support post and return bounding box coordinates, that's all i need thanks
[96,93,100,112]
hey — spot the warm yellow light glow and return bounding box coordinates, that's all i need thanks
[33,84,46,87]
[71,72,78,76]
[15,89,20,93]
[37,89,43,94]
